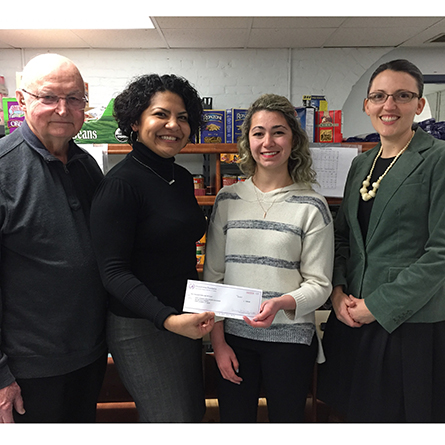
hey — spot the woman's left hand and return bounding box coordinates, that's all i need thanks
[347,297,376,325]
[243,294,295,328]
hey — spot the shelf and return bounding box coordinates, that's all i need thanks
[108,143,238,199]
[107,142,373,207]
[196,195,216,206]
[108,143,238,155]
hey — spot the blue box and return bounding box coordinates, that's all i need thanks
[200,110,226,143]
[226,108,248,143]
[295,107,315,143]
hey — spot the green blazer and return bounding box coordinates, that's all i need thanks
[333,127,445,333]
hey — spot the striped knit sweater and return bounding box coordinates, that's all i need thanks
[203,178,334,350]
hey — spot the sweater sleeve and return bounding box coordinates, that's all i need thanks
[0,196,17,388]
[285,199,334,320]
[90,176,177,330]
[203,194,227,285]
[203,194,227,321]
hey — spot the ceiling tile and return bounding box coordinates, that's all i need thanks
[248,27,336,48]
[154,16,251,29]
[252,17,346,28]
[400,19,445,46]
[0,30,88,48]
[73,29,166,48]
[325,26,426,47]
[163,28,248,48]
[341,16,443,28]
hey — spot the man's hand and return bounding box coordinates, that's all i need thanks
[0,382,25,423]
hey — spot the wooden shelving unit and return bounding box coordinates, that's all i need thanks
[108,141,376,207]
[108,143,238,206]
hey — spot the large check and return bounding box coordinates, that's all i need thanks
[183,280,262,320]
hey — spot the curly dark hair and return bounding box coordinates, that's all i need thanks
[113,74,203,144]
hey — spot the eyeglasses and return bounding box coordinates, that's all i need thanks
[367,91,420,105]
[22,89,87,110]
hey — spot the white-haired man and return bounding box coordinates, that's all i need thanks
[0,54,108,422]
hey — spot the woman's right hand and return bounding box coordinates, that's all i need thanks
[211,321,243,385]
[330,285,362,328]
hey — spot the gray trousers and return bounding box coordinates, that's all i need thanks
[106,311,206,422]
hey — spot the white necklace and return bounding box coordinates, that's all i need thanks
[132,155,175,185]
[252,179,279,218]
[360,131,415,201]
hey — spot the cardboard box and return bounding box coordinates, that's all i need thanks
[74,99,127,145]
[226,108,247,143]
[295,107,315,143]
[315,110,342,143]
[2,97,24,135]
[303,95,328,111]
[200,110,226,143]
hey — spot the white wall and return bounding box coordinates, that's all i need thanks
[2,46,445,138]
[342,47,445,137]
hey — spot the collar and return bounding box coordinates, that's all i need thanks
[131,141,175,170]
[20,120,86,164]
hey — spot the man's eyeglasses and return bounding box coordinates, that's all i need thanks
[22,89,87,110]
[367,91,420,105]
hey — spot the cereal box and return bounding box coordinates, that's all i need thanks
[302,95,328,111]
[315,110,342,143]
[2,98,24,135]
[200,110,226,143]
[295,107,315,143]
[226,108,247,143]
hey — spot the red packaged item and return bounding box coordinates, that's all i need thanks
[315,110,342,143]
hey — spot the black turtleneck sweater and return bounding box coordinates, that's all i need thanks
[90,142,207,330]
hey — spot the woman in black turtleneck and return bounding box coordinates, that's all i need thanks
[90,74,214,422]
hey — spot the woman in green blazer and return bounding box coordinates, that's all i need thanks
[318,59,445,422]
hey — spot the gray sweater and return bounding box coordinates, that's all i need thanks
[0,121,108,388]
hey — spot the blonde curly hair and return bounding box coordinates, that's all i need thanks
[237,94,316,185]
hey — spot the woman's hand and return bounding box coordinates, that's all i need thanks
[330,285,362,328]
[163,312,215,340]
[210,321,242,385]
[347,296,376,325]
[243,294,296,329]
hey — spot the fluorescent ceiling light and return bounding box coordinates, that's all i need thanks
[0,1,155,30]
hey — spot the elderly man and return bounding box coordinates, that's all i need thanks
[0,54,108,423]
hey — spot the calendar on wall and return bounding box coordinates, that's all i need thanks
[310,145,359,198]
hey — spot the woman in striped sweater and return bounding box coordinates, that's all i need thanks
[203,94,334,422]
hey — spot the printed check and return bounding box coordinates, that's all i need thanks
[183,280,262,320]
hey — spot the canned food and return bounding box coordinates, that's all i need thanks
[193,175,205,196]
[196,242,206,255]
[193,175,205,189]
[222,175,237,187]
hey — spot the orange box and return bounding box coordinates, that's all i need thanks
[315,110,342,143]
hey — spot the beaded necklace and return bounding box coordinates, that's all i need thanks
[359,130,415,201]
